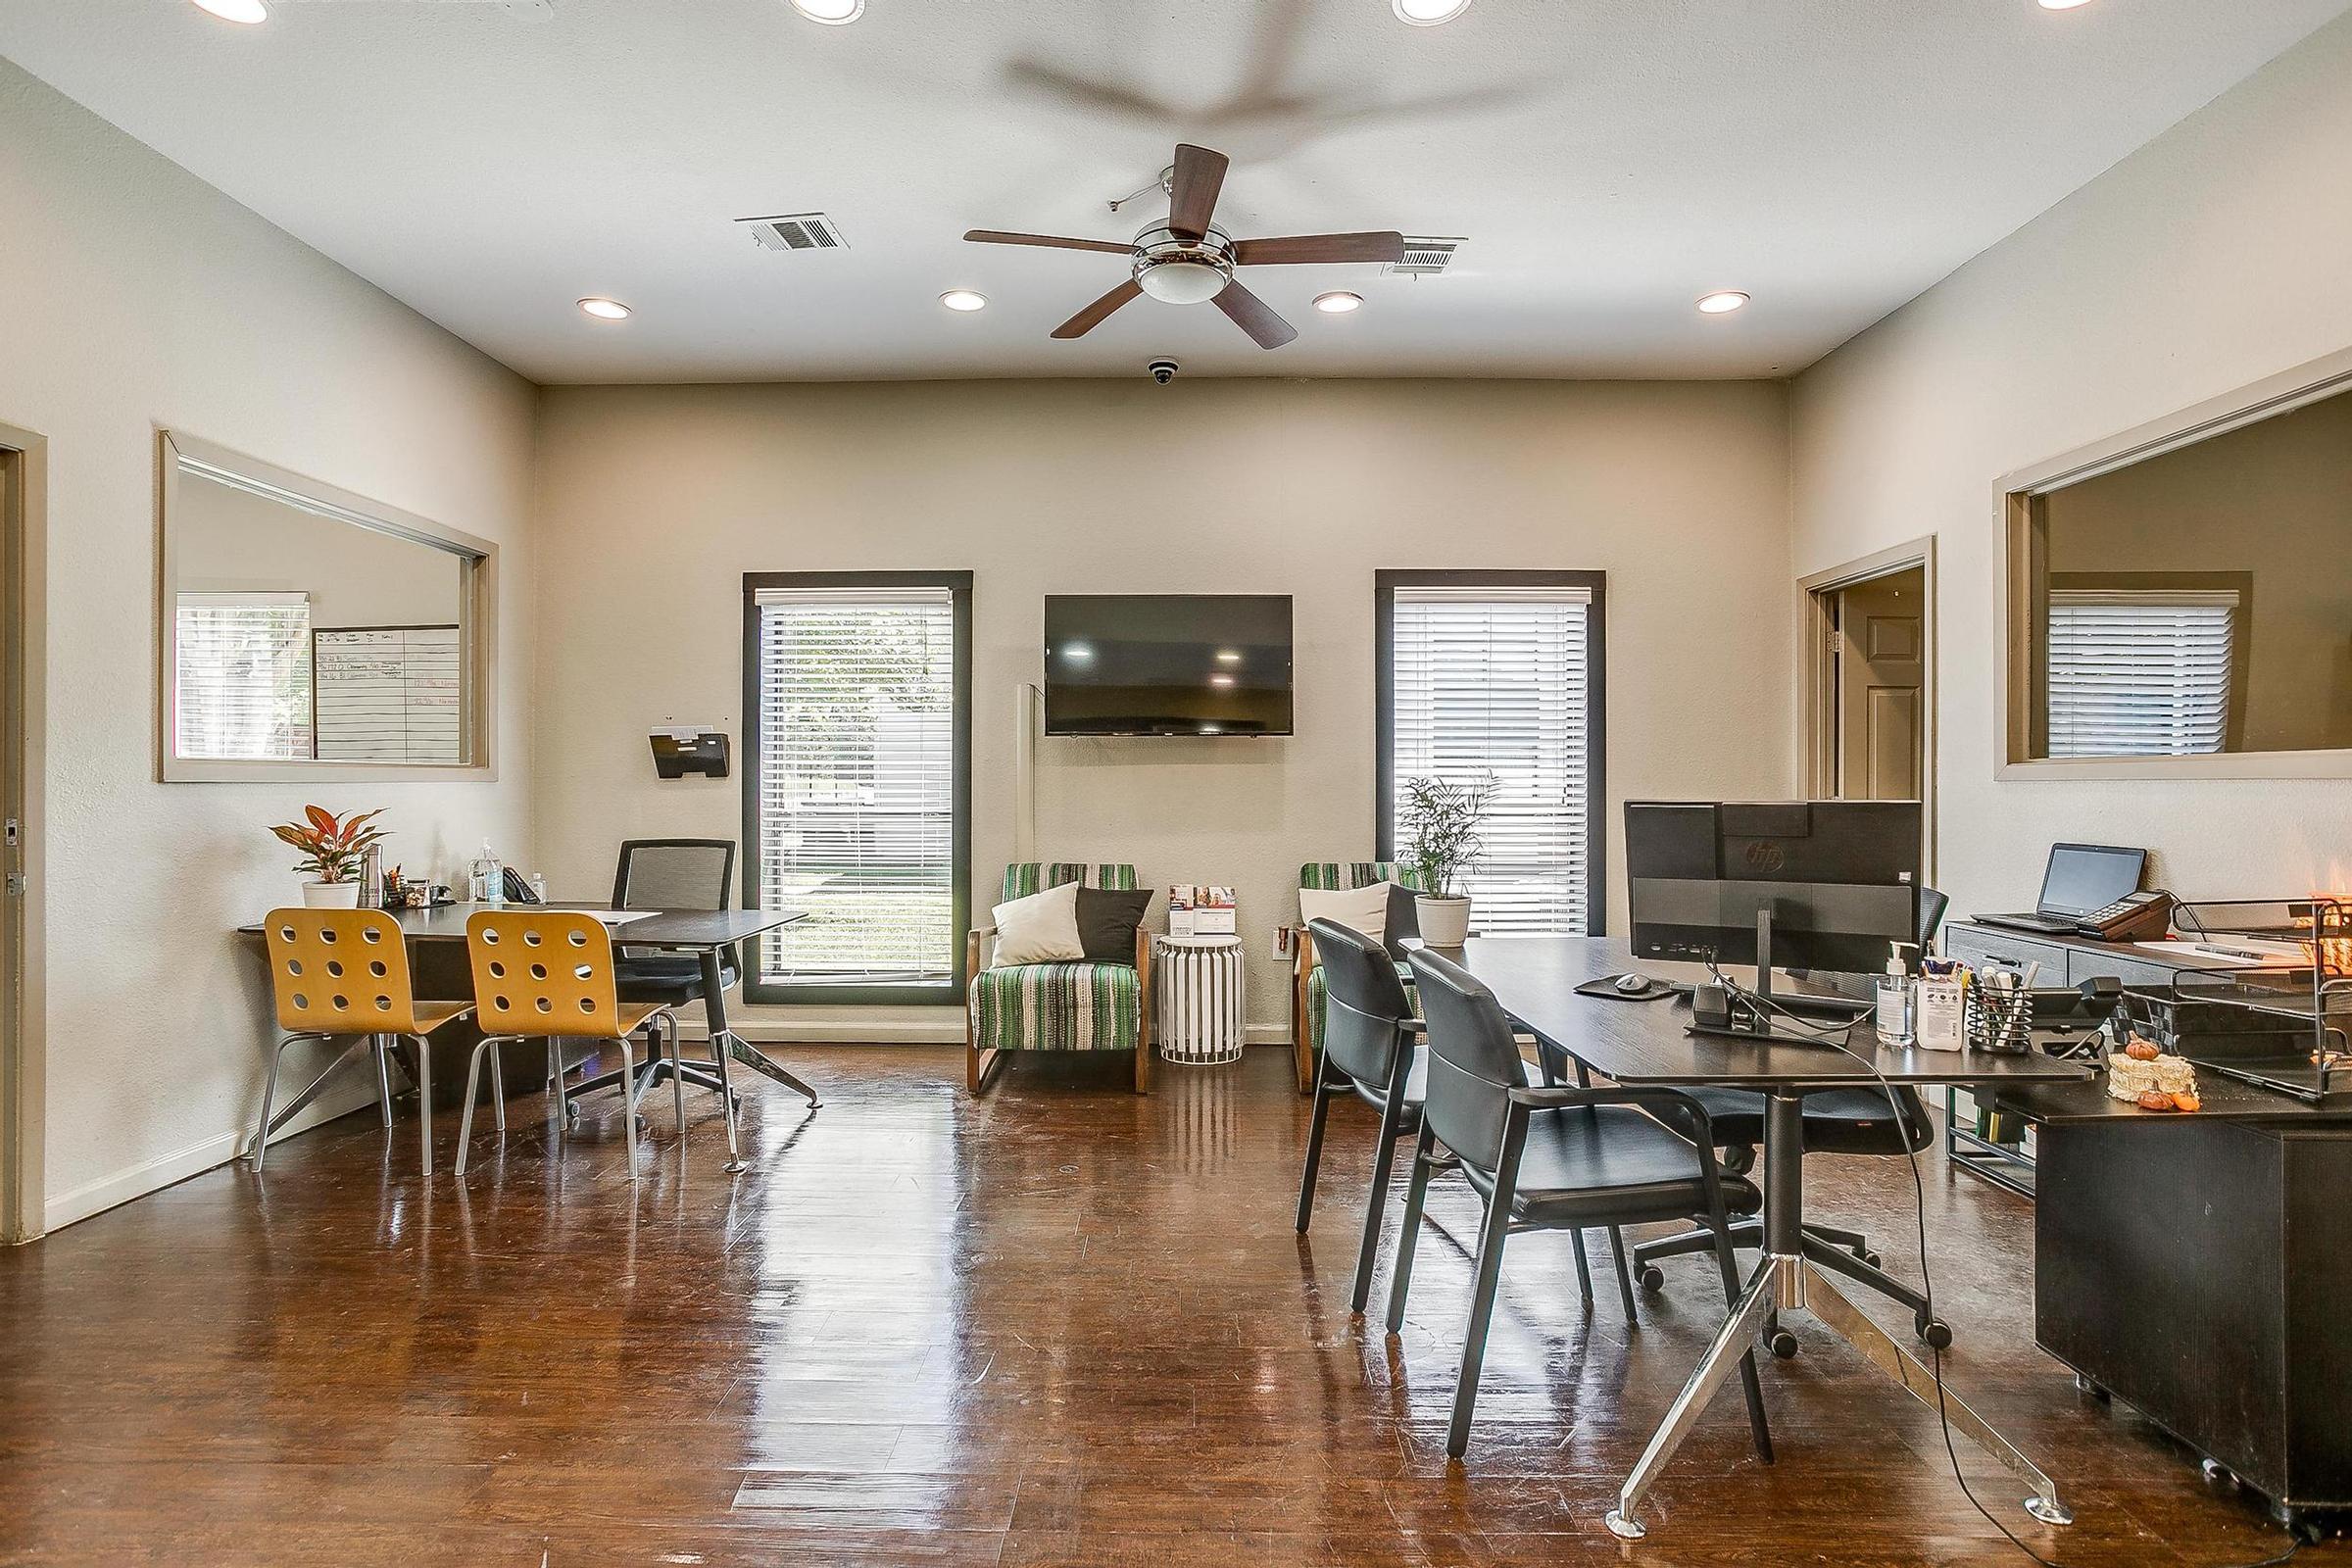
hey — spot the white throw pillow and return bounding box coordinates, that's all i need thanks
[1298,882,1394,963]
[992,880,1086,966]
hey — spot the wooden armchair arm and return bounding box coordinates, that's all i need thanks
[966,926,997,980]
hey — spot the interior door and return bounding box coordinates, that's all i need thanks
[1835,568,1925,800]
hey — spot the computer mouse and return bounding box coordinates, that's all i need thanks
[1614,972,1652,996]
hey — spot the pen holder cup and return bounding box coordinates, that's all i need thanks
[1965,987,2035,1054]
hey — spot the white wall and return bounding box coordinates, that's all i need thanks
[1790,13,2352,912]
[533,378,1794,1043]
[0,60,539,1229]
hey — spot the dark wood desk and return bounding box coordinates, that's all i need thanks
[241,904,818,1121]
[1450,936,2088,1542]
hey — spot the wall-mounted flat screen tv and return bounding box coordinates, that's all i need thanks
[1044,595,1294,736]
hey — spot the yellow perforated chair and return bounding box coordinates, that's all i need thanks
[256,908,478,1177]
[456,909,696,1179]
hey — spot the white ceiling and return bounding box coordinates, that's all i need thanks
[3,0,2346,383]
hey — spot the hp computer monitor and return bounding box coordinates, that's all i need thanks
[1626,800,1922,983]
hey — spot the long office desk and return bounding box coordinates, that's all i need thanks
[1453,936,2092,1542]
[240,905,817,1154]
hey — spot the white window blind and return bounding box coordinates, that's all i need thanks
[173,592,314,760]
[2047,588,2236,758]
[754,586,957,990]
[1389,583,1594,935]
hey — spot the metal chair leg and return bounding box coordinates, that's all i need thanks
[453,1038,496,1178]
[488,1042,507,1132]
[1446,1186,1515,1458]
[373,1037,394,1129]
[1710,1217,1774,1463]
[1385,1125,1439,1333]
[667,1015,685,1129]
[1295,1073,1334,1232]
[251,1036,297,1172]
[1569,1227,1595,1304]
[413,1035,433,1179]
[1608,1226,1639,1322]
[614,1035,640,1178]
[1348,1088,1410,1314]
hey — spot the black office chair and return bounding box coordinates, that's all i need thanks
[1631,887,1952,1354]
[1298,921,1638,1318]
[1389,948,1773,1463]
[561,839,743,1127]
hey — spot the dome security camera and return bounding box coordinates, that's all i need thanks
[1148,359,1180,385]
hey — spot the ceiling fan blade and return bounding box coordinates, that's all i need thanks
[1232,231,1407,267]
[1212,279,1298,350]
[1166,144,1230,240]
[964,229,1135,256]
[1052,278,1145,339]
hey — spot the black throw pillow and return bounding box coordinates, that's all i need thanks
[1384,881,1423,958]
[1075,886,1154,966]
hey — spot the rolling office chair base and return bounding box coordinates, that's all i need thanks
[1606,1250,2070,1541]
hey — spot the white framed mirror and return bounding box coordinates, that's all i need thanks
[1998,346,2352,780]
[158,431,498,783]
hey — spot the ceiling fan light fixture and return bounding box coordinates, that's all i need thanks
[1393,0,1471,24]
[789,0,864,23]
[1313,291,1364,315]
[577,297,633,321]
[1695,290,1751,316]
[192,0,269,22]
[939,290,988,313]
[1137,260,1230,306]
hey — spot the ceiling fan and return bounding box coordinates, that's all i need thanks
[963,143,1405,349]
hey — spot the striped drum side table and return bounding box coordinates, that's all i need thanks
[1153,934,1246,1065]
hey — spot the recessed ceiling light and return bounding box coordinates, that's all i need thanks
[1214,650,1244,663]
[790,0,864,23]
[577,297,632,321]
[1695,290,1751,316]
[1393,0,1471,24]
[192,0,269,22]
[1313,291,1364,315]
[1062,643,1095,662]
[1208,673,1237,688]
[2038,0,2095,9]
[940,290,988,313]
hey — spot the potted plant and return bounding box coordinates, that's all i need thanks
[1399,774,1494,948]
[270,806,386,908]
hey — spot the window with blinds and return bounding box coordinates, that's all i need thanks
[746,577,968,1001]
[173,592,314,760]
[2046,588,2236,758]
[1381,576,1601,936]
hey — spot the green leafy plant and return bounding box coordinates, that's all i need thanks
[269,806,386,884]
[1399,774,1494,900]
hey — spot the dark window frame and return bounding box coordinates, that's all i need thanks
[741,569,974,1006]
[1375,568,1608,938]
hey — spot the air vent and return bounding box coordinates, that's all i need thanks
[739,213,849,253]
[1389,236,1465,277]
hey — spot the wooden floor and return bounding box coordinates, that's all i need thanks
[0,1045,2334,1567]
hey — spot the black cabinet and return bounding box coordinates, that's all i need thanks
[2036,1117,2352,1522]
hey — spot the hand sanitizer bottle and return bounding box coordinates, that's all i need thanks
[1875,941,1917,1046]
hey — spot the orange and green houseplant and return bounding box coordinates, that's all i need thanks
[270,806,387,885]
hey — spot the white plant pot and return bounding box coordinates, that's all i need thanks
[302,880,361,908]
[1414,895,1472,948]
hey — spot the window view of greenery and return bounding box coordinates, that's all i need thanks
[2026,384,2352,760]
[754,589,957,991]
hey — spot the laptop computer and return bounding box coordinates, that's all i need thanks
[1975,843,2147,937]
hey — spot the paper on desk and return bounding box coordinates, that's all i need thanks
[2130,939,2303,967]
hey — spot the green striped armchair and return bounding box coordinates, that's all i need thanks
[1292,861,1425,1094]
[966,862,1152,1096]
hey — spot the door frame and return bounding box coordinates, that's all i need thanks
[0,422,44,1242]
[1798,536,1936,886]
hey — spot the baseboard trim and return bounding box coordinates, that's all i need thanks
[39,1080,375,1236]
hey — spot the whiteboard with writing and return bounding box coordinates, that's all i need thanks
[313,625,463,762]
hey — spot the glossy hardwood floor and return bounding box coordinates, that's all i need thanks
[0,1046,2334,1567]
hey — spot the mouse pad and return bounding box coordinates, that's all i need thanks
[1574,974,1676,1002]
